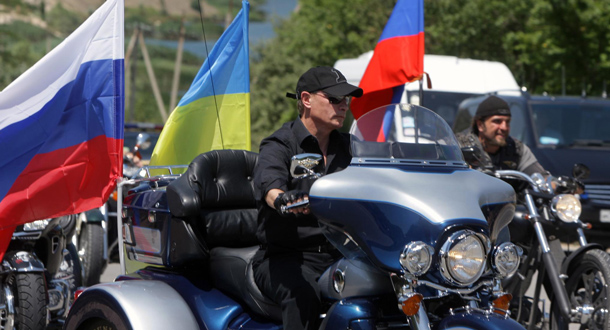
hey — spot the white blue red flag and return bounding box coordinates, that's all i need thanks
[0,0,124,256]
[350,0,424,121]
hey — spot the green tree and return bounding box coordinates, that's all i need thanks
[250,0,396,149]
[46,3,86,35]
[424,0,610,96]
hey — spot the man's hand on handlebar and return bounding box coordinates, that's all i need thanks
[553,176,585,195]
[273,190,310,216]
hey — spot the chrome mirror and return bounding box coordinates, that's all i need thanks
[136,133,152,150]
[290,153,322,179]
[572,163,590,180]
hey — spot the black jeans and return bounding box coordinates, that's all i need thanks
[253,249,337,330]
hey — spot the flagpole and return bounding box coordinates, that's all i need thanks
[419,78,424,107]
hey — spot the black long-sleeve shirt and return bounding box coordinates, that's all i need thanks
[254,117,351,253]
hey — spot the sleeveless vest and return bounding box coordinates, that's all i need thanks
[456,129,523,171]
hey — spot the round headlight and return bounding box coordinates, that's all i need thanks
[440,230,488,286]
[551,194,581,222]
[493,242,522,278]
[400,242,434,276]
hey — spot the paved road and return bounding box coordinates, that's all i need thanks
[100,262,121,283]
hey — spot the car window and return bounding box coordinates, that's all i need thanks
[410,91,479,128]
[452,104,477,133]
[530,101,610,147]
[508,102,526,141]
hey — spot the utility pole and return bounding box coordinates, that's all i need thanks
[169,18,185,112]
[125,26,139,122]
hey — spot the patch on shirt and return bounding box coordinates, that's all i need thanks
[502,161,518,169]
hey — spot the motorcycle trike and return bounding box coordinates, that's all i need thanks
[65,104,526,330]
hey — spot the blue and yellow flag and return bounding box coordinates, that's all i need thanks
[149,0,250,166]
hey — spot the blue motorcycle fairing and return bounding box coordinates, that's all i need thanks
[310,165,515,225]
[319,298,379,329]
[309,164,515,272]
[312,197,488,272]
[437,310,525,329]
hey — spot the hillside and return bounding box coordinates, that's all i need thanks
[20,0,217,18]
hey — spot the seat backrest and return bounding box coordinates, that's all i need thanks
[166,149,259,248]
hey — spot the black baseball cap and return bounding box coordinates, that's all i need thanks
[286,66,363,100]
[475,95,511,119]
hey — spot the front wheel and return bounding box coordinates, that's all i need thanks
[551,249,610,330]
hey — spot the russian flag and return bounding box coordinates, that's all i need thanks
[0,0,124,257]
[350,0,424,120]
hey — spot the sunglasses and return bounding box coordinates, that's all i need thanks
[316,92,351,105]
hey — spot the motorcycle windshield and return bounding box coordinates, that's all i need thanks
[350,103,464,163]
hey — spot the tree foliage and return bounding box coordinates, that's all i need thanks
[424,0,610,96]
[250,0,396,149]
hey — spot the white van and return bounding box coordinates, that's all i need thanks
[334,52,520,126]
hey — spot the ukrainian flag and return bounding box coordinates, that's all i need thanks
[149,0,250,167]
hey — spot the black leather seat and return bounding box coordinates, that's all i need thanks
[166,149,281,321]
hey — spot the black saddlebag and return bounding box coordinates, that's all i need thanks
[166,149,281,320]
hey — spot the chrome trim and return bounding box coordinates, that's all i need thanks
[133,253,163,265]
[492,242,522,278]
[495,170,540,192]
[408,304,431,330]
[400,242,434,276]
[417,279,494,296]
[585,184,610,205]
[1,284,15,330]
[351,157,468,168]
[11,231,42,240]
[332,269,345,293]
[577,227,588,246]
[449,305,512,319]
[141,165,188,179]
[100,203,109,261]
[438,230,489,287]
[48,278,71,318]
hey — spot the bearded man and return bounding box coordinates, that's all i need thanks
[456,95,547,176]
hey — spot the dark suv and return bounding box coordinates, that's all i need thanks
[453,92,610,246]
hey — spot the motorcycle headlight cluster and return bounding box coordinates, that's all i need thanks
[551,194,581,223]
[400,241,434,276]
[439,230,489,286]
[493,242,522,278]
[23,219,51,231]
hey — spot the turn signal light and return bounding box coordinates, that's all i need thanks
[401,293,423,316]
[492,293,513,315]
[111,190,118,201]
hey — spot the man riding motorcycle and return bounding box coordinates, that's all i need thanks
[253,66,363,330]
[455,95,547,176]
